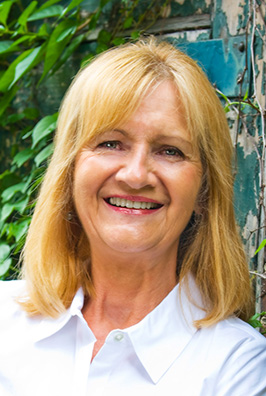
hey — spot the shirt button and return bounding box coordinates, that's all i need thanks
[114,333,124,342]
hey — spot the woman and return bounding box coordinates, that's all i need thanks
[0,38,266,396]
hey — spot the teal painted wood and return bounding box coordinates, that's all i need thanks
[170,37,250,97]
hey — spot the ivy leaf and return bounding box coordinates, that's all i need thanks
[56,25,77,42]
[32,113,58,148]
[1,182,27,202]
[40,20,77,82]
[1,203,14,222]
[17,1,38,29]
[37,0,62,12]
[111,37,125,46]
[0,45,44,92]
[98,29,112,45]
[14,196,29,215]
[28,5,64,21]
[0,85,19,117]
[0,50,29,91]
[0,1,13,26]
[0,40,16,54]
[9,219,31,242]
[61,0,85,17]
[51,33,84,75]
[130,31,140,40]
[0,242,11,277]
[34,143,54,166]
[123,16,133,29]
[12,148,34,167]
[9,45,44,89]
[0,243,10,262]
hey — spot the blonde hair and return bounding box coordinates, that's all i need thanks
[21,37,253,326]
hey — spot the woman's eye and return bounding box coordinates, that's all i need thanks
[161,147,185,158]
[98,141,120,149]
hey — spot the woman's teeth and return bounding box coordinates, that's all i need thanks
[108,197,160,209]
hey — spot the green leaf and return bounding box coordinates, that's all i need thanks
[0,40,15,54]
[61,0,85,17]
[28,5,64,21]
[8,45,44,89]
[112,37,125,46]
[1,203,14,221]
[254,239,266,255]
[56,25,77,42]
[96,42,108,54]
[51,33,84,75]
[1,182,27,202]
[130,30,140,40]
[14,196,29,215]
[9,219,31,242]
[17,1,38,28]
[0,85,19,117]
[32,113,58,148]
[0,258,12,277]
[37,0,62,12]
[123,16,133,29]
[243,89,249,101]
[38,22,50,37]
[0,51,29,92]
[34,143,54,166]
[0,45,44,92]
[0,242,10,262]
[0,242,12,276]
[98,29,111,45]
[0,171,21,191]
[0,1,13,26]
[40,19,77,82]
[10,35,33,47]
[12,148,34,167]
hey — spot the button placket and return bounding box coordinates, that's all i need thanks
[114,332,124,342]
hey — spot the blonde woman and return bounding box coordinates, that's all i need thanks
[1,38,266,396]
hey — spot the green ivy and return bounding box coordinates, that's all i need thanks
[0,0,169,279]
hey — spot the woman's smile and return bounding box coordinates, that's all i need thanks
[104,195,163,213]
[73,81,202,255]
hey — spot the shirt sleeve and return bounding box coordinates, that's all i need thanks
[214,335,266,396]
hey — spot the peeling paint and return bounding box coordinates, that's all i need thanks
[226,0,246,36]
[234,145,259,231]
[165,29,210,42]
[242,210,258,260]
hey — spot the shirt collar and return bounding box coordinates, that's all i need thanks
[32,275,206,383]
[125,275,206,384]
[32,287,85,343]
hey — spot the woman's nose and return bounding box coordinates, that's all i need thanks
[115,148,156,190]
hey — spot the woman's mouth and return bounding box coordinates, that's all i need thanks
[106,197,163,210]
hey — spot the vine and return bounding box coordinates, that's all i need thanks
[0,0,169,279]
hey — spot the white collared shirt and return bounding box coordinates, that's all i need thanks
[0,279,266,396]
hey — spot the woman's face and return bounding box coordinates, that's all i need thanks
[73,81,202,259]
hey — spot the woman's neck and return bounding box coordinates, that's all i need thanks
[82,248,177,332]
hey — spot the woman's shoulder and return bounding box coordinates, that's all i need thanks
[209,315,266,360]
[0,280,27,317]
[0,279,26,299]
[217,315,266,342]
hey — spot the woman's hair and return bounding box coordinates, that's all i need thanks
[20,37,253,326]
